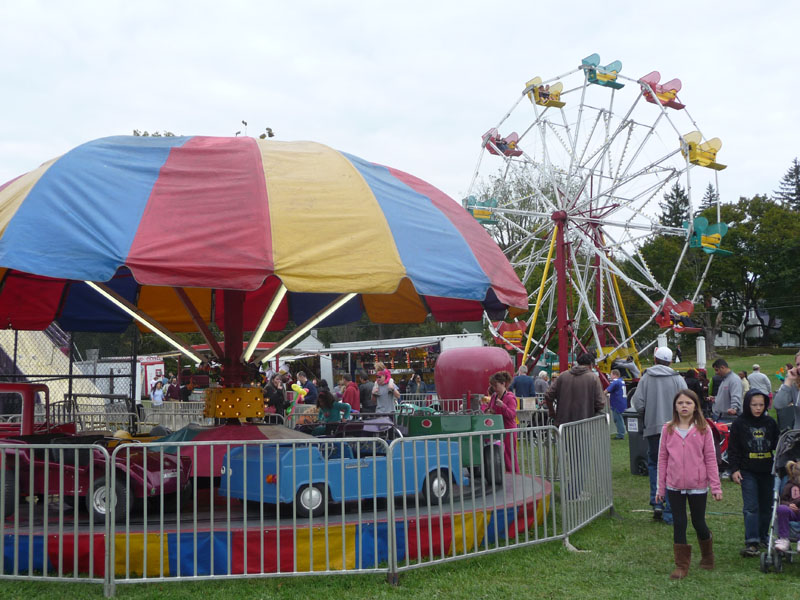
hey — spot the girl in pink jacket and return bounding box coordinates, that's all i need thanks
[656,389,722,580]
[481,371,519,474]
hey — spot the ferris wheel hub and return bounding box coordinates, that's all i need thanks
[551,211,568,223]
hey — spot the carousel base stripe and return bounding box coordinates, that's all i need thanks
[115,532,170,577]
[356,521,401,568]
[167,531,231,576]
[260,141,404,294]
[50,532,106,577]
[3,534,51,574]
[229,529,296,574]
[294,524,357,572]
[0,136,188,282]
[404,515,452,561]
[127,136,272,290]
[486,507,515,545]
[450,510,486,555]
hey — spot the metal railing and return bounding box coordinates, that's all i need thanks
[558,414,614,536]
[0,415,612,596]
[140,401,210,432]
[0,441,112,588]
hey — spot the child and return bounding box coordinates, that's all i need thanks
[481,371,519,474]
[606,369,626,440]
[774,460,800,553]
[728,390,779,557]
[312,389,352,436]
[656,389,722,579]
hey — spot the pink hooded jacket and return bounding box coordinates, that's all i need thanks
[657,422,722,497]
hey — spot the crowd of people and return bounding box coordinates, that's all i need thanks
[144,347,800,581]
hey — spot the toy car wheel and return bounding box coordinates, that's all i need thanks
[296,483,326,518]
[484,445,504,486]
[423,470,451,505]
[760,552,770,573]
[2,470,15,518]
[773,550,783,573]
[85,476,128,523]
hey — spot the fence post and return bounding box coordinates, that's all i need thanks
[103,445,116,598]
[386,438,398,585]
[67,332,74,404]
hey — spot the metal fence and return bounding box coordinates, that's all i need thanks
[0,415,612,597]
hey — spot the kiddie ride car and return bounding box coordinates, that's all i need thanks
[220,436,463,518]
[0,383,192,522]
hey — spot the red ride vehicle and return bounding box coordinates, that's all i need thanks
[0,383,191,522]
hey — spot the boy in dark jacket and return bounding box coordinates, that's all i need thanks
[729,390,779,557]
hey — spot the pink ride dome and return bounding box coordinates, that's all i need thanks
[434,347,514,407]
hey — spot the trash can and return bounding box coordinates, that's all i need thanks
[623,407,649,476]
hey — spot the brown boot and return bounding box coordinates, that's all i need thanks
[698,534,714,570]
[670,544,692,579]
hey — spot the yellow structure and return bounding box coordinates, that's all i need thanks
[204,387,264,419]
[525,77,566,108]
[681,131,726,171]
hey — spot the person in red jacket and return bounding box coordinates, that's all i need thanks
[656,390,723,580]
[340,374,361,412]
[481,370,519,473]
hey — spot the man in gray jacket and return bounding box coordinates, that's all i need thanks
[773,351,800,431]
[710,358,742,424]
[632,346,687,524]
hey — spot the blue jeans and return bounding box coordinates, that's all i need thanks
[611,409,625,437]
[647,434,672,523]
[741,470,773,544]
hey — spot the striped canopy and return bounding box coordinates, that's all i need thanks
[0,136,527,334]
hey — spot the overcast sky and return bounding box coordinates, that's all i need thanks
[1,1,797,207]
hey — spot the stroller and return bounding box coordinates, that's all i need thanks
[761,429,800,573]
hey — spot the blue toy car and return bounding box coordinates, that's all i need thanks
[219,438,462,517]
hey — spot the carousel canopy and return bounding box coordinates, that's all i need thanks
[0,136,527,333]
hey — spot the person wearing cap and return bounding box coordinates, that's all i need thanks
[747,364,772,396]
[710,358,742,425]
[632,346,687,524]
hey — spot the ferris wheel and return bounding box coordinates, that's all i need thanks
[466,53,727,371]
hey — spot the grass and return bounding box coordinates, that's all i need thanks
[6,355,800,599]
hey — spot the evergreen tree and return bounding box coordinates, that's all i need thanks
[659,181,690,227]
[697,183,719,214]
[773,158,800,210]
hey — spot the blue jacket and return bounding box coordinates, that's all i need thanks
[607,378,626,413]
[510,375,535,397]
[302,380,318,405]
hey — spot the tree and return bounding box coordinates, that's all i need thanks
[659,182,690,227]
[697,183,719,215]
[773,158,800,210]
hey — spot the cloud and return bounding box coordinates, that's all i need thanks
[0,0,796,209]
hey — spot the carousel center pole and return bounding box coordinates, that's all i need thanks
[203,289,265,422]
[222,289,246,387]
[552,211,570,373]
